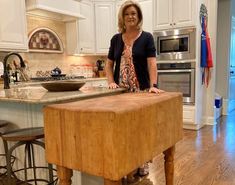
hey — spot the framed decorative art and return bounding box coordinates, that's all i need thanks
[28,27,64,53]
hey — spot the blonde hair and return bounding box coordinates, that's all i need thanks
[118,0,143,33]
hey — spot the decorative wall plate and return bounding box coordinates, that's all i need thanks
[28,27,64,53]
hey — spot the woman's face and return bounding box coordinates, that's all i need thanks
[123,6,139,29]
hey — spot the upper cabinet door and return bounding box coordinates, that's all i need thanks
[66,0,95,55]
[66,0,115,55]
[153,0,172,30]
[138,0,153,33]
[115,1,123,32]
[172,0,195,28]
[95,2,115,54]
[153,0,195,31]
[78,0,95,53]
[0,0,28,51]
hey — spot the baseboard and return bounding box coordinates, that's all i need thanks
[183,122,204,130]
[183,115,217,129]
[205,116,217,125]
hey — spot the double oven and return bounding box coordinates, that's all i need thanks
[153,28,196,104]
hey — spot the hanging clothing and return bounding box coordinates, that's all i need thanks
[200,14,213,87]
[201,16,207,69]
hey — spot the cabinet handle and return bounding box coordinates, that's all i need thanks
[170,23,172,26]
[173,23,176,25]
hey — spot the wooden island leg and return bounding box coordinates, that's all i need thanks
[104,179,122,185]
[57,165,73,185]
[163,146,175,185]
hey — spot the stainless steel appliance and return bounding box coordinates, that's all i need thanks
[157,62,195,104]
[154,28,196,60]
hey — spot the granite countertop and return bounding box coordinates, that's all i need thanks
[0,85,126,104]
[9,77,107,87]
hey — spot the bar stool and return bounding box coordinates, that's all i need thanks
[1,127,56,184]
[0,120,8,175]
[0,120,14,176]
[0,120,8,129]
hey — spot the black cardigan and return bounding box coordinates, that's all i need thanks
[107,31,156,90]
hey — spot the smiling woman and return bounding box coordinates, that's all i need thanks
[105,0,165,183]
[105,0,163,94]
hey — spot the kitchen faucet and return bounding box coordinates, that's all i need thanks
[2,52,25,89]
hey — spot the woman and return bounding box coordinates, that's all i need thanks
[105,0,163,94]
[105,0,164,182]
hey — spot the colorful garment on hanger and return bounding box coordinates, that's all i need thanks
[200,7,213,87]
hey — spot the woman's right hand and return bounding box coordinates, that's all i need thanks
[108,82,119,89]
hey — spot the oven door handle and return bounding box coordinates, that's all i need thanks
[158,69,194,73]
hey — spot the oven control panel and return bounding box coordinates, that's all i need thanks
[157,62,195,70]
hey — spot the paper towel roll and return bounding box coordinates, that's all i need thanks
[0,62,3,76]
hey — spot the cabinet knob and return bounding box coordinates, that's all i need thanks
[170,23,172,26]
[173,23,176,25]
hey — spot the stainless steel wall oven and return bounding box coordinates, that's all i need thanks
[157,62,195,104]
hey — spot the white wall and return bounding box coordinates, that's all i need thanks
[216,0,231,99]
[194,0,218,126]
[204,0,218,124]
[216,0,232,114]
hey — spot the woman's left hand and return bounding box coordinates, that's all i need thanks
[149,87,165,94]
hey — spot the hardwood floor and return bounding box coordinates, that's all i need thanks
[1,111,235,185]
[141,111,235,185]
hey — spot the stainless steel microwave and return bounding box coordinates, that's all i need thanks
[153,28,196,60]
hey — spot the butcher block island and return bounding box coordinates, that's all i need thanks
[43,92,183,185]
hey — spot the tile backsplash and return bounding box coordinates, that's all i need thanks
[0,15,106,78]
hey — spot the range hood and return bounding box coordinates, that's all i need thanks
[26,0,85,22]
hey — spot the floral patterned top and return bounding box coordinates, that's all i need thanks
[119,33,142,92]
[108,31,156,90]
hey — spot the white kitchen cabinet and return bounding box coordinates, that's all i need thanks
[66,0,115,55]
[0,0,28,51]
[66,0,95,54]
[66,21,78,55]
[115,1,122,32]
[138,0,153,33]
[153,0,195,31]
[95,2,115,54]
[79,1,95,53]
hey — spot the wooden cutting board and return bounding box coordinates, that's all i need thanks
[43,92,183,182]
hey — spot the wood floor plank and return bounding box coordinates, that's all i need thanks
[135,111,235,185]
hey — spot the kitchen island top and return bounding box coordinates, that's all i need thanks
[0,86,126,104]
[44,92,183,185]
